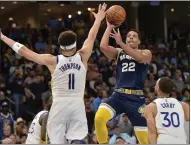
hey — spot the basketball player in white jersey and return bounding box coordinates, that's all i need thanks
[144,77,190,144]
[25,95,52,144]
[0,3,107,144]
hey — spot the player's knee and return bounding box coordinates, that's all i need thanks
[95,108,111,124]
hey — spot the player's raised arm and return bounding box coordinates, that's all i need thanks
[110,29,152,63]
[79,3,107,63]
[144,103,157,144]
[100,21,119,60]
[0,32,56,72]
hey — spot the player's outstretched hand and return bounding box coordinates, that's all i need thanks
[110,28,123,45]
[92,3,107,22]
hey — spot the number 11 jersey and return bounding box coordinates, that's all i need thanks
[51,53,86,100]
[154,98,187,142]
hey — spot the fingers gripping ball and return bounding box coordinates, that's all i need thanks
[106,5,126,27]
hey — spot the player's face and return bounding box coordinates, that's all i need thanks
[126,31,140,49]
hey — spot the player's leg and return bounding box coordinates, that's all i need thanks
[66,100,88,144]
[94,92,125,144]
[124,95,148,144]
[47,100,68,144]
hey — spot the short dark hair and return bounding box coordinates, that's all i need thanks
[58,30,77,47]
[159,77,174,94]
[116,137,125,141]
[127,29,141,40]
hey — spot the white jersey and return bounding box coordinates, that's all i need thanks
[154,98,187,142]
[51,53,86,100]
[26,110,48,144]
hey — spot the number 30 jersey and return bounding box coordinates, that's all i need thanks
[115,49,148,90]
[26,110,48,144]
[154,98,187,141]
[51,53,86,100]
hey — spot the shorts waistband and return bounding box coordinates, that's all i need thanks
[115,88,144,95]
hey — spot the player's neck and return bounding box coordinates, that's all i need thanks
[158,92,170,98]
[61,49,76,57]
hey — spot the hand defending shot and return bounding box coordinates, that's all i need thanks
[92,3,107,22]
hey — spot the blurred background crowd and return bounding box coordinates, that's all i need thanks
[0,1,190,144]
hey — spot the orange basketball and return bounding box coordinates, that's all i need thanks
[106,5,126,27]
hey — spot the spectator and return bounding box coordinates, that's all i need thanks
[9,134,17,144]
[118,114,134,136]
[109,126,136,144]
[147,74,156,88]
[20,134,27,144]
[1,137,12,144]
[92,90,104,113]
[0,102,14,139]
[3,125,11,139]
[15,118,26,141]
[115,137,127,144]
[9,68,25,118]
[182,88,190,104]
[35,36,47,54]
[172,70,185,93]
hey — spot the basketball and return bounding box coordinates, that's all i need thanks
[106,5,126,27]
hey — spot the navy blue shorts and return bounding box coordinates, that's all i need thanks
[103,91,146,127]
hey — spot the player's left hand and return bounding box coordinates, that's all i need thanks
[92,3,107,22]
[110,28,123,45]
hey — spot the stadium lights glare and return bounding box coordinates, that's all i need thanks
[12,23,16,28]
[77,11,82,15]
[47,9,51,12]
[9,17,13,21]
[13,1,17,4]
[170,8,174,12]
[88,8,91,11]
[68,15,72,19]
[1,6,5,10]
[60,4,64,6]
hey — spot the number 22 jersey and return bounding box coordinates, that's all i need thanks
[154,98,187,141]
[116,49,148,90]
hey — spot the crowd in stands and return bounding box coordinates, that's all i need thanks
[0,15,189,144]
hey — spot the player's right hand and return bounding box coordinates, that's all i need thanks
[106,19,116,29]
[92,3,107,22]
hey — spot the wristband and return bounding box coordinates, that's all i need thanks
[12,42,24,54]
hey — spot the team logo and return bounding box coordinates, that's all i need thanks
[138,104,146,117]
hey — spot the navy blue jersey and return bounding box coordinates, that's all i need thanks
[115,50,148,90]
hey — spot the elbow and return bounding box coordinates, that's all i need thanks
[100,43,108,52]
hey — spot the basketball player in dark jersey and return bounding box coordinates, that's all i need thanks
[94,20,152,144]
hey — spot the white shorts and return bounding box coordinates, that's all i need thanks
[157,134,186,144]
[47,97,88,144]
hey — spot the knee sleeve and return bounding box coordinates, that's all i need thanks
[134,126,148,144]
[94,107,112,144]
